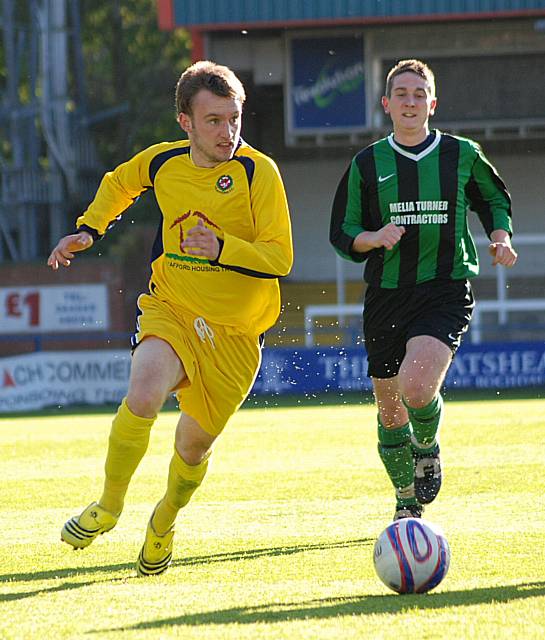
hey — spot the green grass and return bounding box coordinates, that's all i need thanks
[1,398,544,639]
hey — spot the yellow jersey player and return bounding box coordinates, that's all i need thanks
[48,60,293,576]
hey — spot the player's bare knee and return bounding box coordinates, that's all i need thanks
[400,380,435,409]
[126,386,166,418]
[176,442,211,466]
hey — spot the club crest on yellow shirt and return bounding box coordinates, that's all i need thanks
[215,174,234,193]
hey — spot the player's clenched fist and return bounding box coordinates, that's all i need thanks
[352,222,406,253]
[182,219,220,260]
[47,231,93,270]
[373,223,406,250]
[489,242,517,268]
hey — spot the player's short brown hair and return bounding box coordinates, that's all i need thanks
[385,59,435,98]
[175,60,246,116]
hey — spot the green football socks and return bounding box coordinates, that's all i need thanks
[99,397,155,515]
[405,394,443,452]
[377,419,418,508]
[152,447,210,535]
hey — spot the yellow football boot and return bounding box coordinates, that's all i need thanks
[61,502,118,549]
[136,515,174,577]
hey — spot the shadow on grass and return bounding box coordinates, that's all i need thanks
[94,582,545,633]
[0,537,372,599]
[0,578,126,602]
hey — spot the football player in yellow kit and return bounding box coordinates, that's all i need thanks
[48,61,293,576]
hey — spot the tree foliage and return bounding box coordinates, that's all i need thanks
[76,0,191,239]
[80,0,191,166]
[0,1,190,260]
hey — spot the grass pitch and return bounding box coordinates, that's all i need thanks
[1,396,544,639]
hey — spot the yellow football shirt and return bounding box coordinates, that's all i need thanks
[76,139,293,335]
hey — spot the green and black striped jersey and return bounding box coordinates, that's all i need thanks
[330,130,512,288]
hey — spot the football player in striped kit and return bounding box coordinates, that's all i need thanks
[330,59,517,521]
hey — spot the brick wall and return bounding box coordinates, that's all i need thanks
[0,258,135,356]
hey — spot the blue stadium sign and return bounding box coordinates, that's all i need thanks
[1,342,543,412]
[286,35,366,135]
[251,342,545,396]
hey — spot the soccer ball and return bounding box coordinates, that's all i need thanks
[373,518,450,594]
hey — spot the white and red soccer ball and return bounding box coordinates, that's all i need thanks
[373,518,450,594]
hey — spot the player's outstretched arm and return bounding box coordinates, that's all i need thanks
[47,231,94,270]
[352,222,406,253]
[488,229,517,268]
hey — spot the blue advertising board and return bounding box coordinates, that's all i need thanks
[287,35,366,134]
[1,342,542,413]
[251,342,545,396]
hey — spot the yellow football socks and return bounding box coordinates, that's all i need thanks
[152,447,210,535]
[98,397,155,515]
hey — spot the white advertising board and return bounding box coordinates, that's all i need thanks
[0,284,109,334]
[0,350,130,412]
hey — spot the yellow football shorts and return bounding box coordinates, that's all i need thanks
[132,293,262,436]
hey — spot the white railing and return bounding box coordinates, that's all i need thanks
[306,234,544,347]
[470,299,545,343]
[304,303,362,347]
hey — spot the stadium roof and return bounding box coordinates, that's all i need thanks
[158,0,545,30]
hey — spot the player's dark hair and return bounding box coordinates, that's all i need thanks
[385,59,435,97]
[175,60,246,116]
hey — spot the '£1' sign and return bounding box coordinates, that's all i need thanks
[5,291,40,326]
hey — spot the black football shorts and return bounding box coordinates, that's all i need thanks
[363,279,475,379]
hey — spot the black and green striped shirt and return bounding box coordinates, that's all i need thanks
[330,130,512,288]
